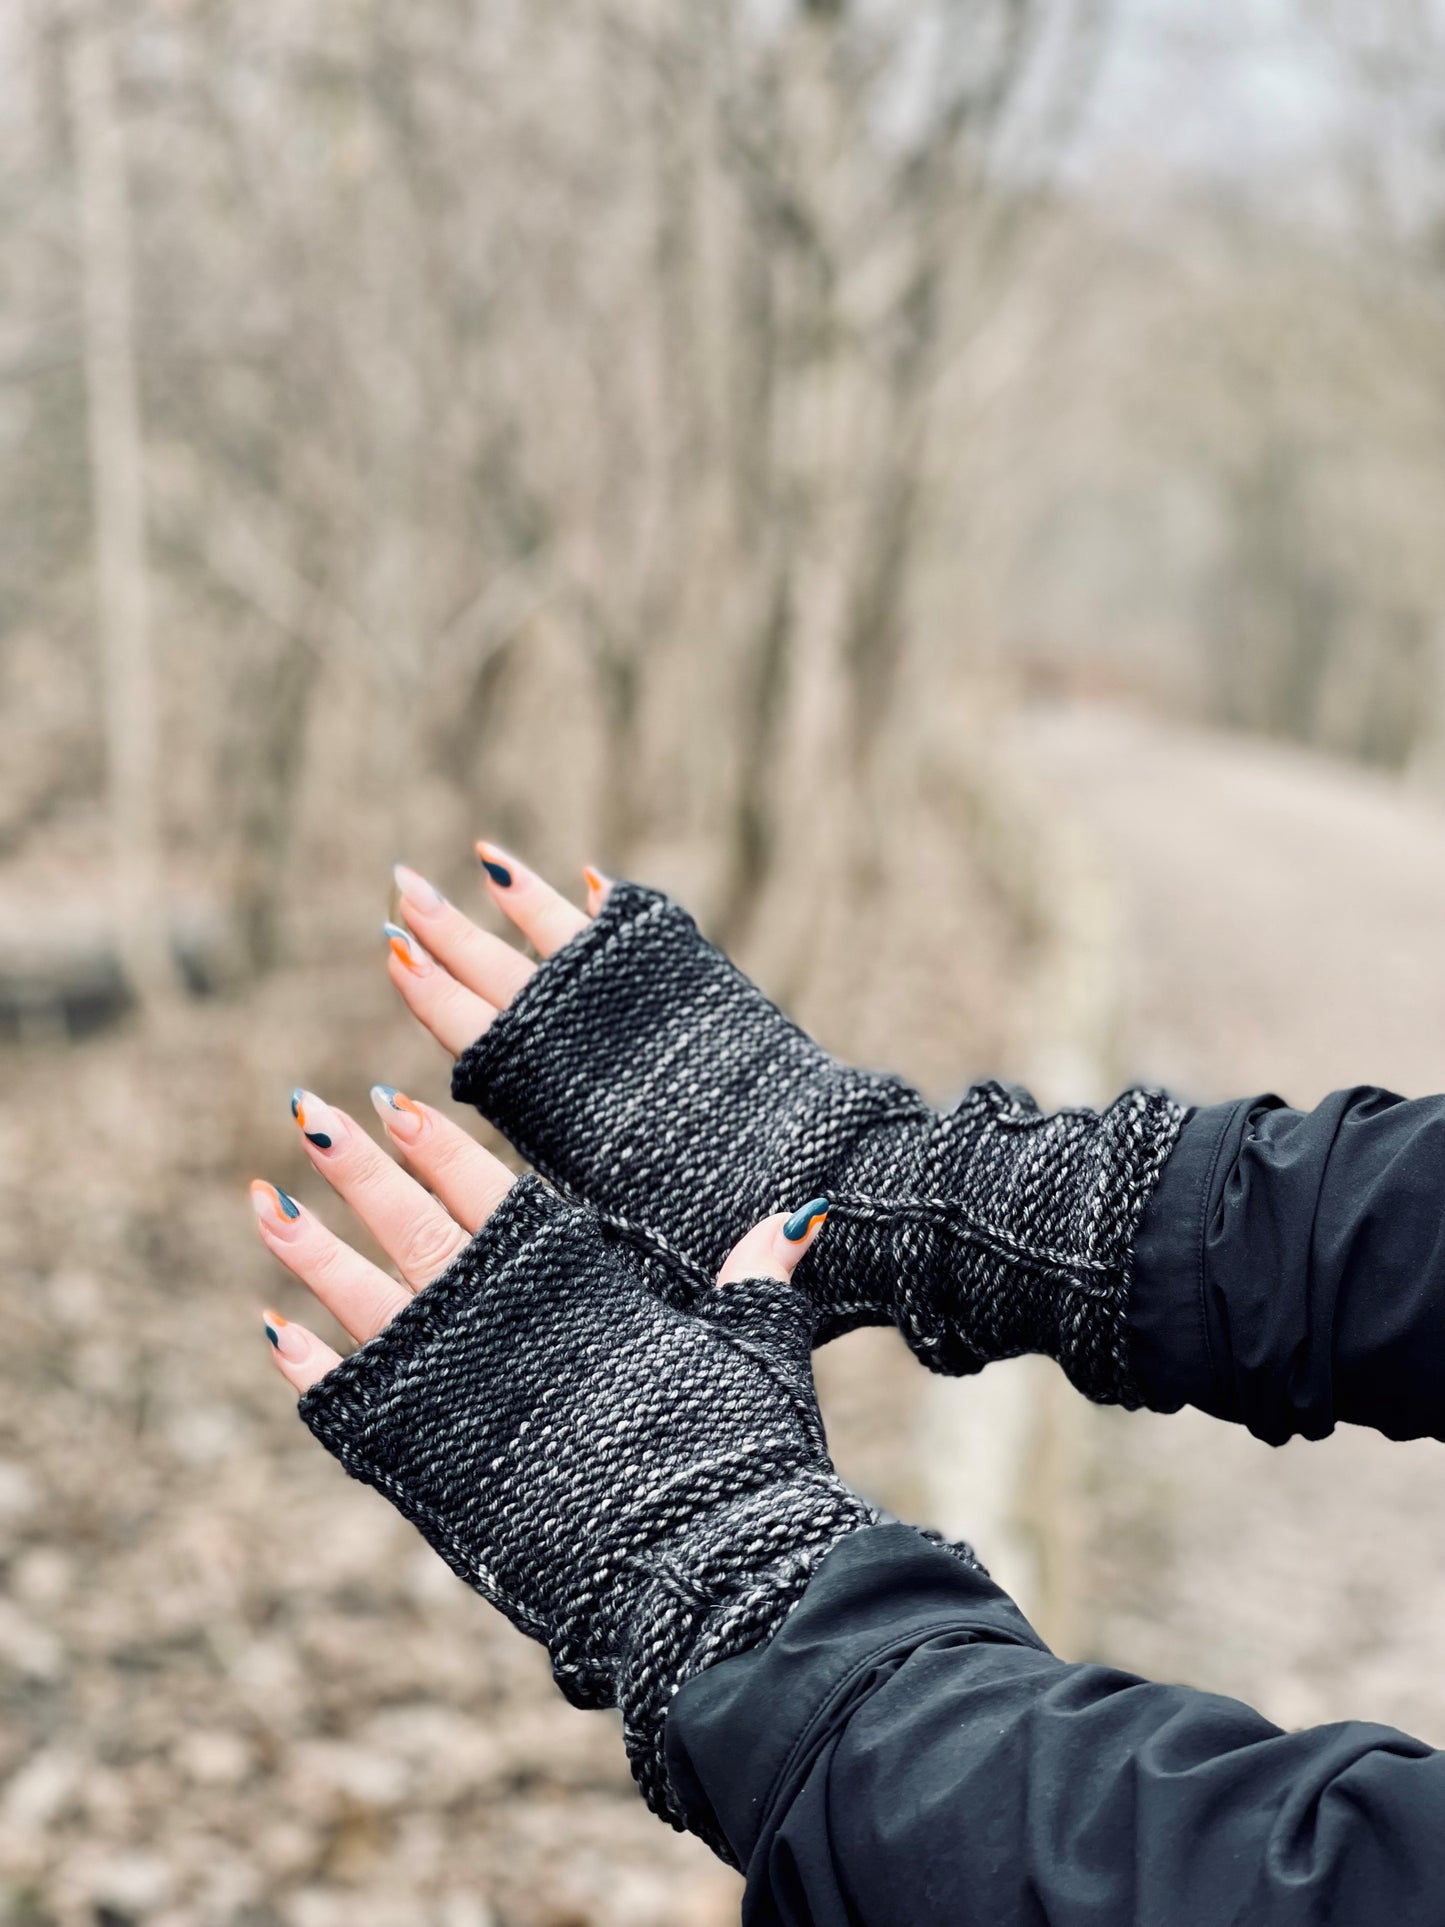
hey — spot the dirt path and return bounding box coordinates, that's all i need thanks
[1000,702,1445,1743]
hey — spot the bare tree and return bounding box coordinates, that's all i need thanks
[67,23,179,1004]
[6,0,1114,1007]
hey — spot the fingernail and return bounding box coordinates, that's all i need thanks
[250,1179,302,1229]
[370,1083,425,1144]
[393,863,446,912]
[475,841,514,888]
[782,1197,830,1243]
[290,1088,342,1153]
[382,921,431,973]
[262,1309,309,1362]
[583,863,609,897]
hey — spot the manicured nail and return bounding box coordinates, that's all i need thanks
[290,1088,342,1153]
[250,1179,301,1228]
[583,863,609,898]
[382,921,431,973]
[475,841,514,888]
[370,1083,425,1144]
[262,1309,309,1362]
[393,863,446,912]
[782,1197,830,1243]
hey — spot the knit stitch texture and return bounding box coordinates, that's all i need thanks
[453,882,1186,1405]
[297,1177,929,1859]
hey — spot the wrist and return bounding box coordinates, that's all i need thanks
[909,1082,1187,1399]
[821,1083,1186,1399]
[615,1475,879,1851]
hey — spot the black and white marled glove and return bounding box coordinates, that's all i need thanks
[296,1174,914,1858]
[452,883,1186,1405]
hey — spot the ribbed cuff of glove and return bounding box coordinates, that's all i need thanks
[294,1178,896,1858]
[619,1476,880,1845]
[834,1079,1187,1404]
[451,881,1186,1407]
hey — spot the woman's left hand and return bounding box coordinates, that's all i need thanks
[252,1083,519,1387]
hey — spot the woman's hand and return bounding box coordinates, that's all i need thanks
[252,1082,514,1387]
[252,1073,829,1392]
[381,841,939,1354]
[249,1086,860,1857]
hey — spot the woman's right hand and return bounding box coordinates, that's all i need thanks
[381,844,924,1346]
[375,839,1185,1408]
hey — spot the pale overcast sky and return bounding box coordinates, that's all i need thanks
[1075,0,1442,234]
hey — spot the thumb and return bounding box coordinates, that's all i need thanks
[696,1199,829,1382]
[715,1197,830,1288]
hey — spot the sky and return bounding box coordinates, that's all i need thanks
[1075,0,1442,235]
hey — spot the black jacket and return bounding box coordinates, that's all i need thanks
[668,1087,1445,1924]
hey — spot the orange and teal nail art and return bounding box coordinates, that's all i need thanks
[262,1308,307,1361]
[290,1088,333,1149]
[476,841,514,888]
[783,1197,830,1242]
[382,921,430,972]
[371,1083,424,1140]
[371,1083,419,1116]
[250,1179,301,1224]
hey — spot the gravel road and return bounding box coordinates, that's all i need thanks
[1002,702,1445,1744]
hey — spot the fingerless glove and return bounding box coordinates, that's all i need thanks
[452,884,1185,1406]
[297,1177,920,1857]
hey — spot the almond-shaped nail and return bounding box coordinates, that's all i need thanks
[290,1088,342,1153]
[782,1197,830,1243]
[250,1179,302,1230]
[582,863,610,901]
[382,921,431,973]
[262,1309,309,1362]
[393,863,446,914]
[475,841,514,888]
[370,1083,425,1144]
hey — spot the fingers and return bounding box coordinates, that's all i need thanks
[251,1178,413,1342]
[261,841,603,1405]
[368,1084,515,1232]
[392,865,536,1012]
[386,847,596,1055]
[715,1197,830,1288]
[475,840,590,958]
[383,920,498,1058]
[252,1082,515,1364]
[261,1307,342,1394]
[288,1090,473,1288]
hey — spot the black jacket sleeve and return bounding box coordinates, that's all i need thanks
[667,1524,1445,1927]
[1128,1087,1445,1444]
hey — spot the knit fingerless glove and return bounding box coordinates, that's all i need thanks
[452,883,1186,1406]
[298,1176,917,1859]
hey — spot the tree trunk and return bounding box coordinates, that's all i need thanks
[68,27,178,1007]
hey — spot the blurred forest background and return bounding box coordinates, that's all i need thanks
[9,1,1445,1923]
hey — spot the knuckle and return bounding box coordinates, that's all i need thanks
[357,1281,405,1333]
[309,1236,360,1293]
[402,1220,465,1285]
[427,1133,496,1201]
[343,1157,396,1213]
